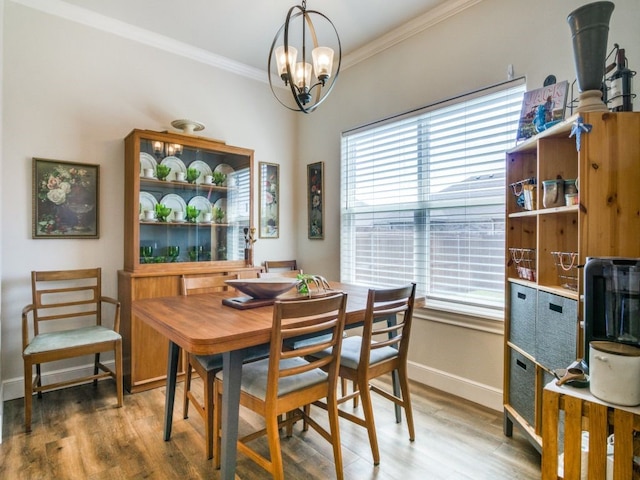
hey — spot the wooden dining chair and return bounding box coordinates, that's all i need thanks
[22,268,123,433]
[213,293,348,479]
[260,268,345,432]
[311,283,417,465]
[263,260,298,273]
[181,273,269,460]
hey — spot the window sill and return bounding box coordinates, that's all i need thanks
[415,301,504,335]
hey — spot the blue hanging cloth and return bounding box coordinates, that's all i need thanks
[569,115,592,152]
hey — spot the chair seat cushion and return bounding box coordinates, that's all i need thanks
[216,357,328,399]
[284,332,333,350]
[311,335,398,370]
[24,325,121,355]
[194,354,223,371]
[194,343,270,371]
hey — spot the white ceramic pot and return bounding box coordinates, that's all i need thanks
[589,341,640,406]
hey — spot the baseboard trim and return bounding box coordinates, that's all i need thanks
[3,361,117,402]
[4,360,503,413]
[408,361,503,412]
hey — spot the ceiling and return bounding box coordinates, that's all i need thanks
[35,0,479,74]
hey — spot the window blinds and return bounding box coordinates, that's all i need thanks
[341,80,525,313]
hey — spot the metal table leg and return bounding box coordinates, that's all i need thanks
[163,340,180,441]
[219,349,244,480]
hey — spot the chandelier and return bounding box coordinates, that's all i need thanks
[268,1,341,114]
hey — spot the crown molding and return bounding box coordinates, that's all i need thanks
[9,0,267,83]
[11,0,482,80]
[342,0,483,69]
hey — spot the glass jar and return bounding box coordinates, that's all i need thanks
[564,179,578,196]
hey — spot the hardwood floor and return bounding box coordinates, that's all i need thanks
[1,378,540,479]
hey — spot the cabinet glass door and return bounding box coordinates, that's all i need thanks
[136,135,251,267]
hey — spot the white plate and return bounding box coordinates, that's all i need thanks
[140,153,157,177]
[188,160,212,184]
[159,193,187,217]
[213,198,227,223]
[139,191,158,220]
[160,156,187,181]
[188,195,212,223]
[214,163,235,186]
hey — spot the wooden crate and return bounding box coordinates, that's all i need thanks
[542,382,640,480]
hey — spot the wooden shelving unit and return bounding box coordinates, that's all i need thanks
[503,112,640,450]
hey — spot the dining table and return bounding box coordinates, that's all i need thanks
[132,281,421,479]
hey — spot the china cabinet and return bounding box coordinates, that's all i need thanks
[503,112,640,450]
[118,129,261,393]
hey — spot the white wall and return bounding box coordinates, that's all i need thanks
[0,2,298,400]
[296,0,640,409]
[2,0,639,413]
[0,0,5,438]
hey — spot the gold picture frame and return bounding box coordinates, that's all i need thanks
[259,162,279,238]
[32,158,100,239]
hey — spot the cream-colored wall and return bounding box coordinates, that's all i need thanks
[0,0,5,436]
[0,2,297,400]
[297,0,640,409]
[1,0,639,411]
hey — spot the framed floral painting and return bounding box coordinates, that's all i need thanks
[32,158,100,238]
[307,162,324,239]
[259,162,279,238]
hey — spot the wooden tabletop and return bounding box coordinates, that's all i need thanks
[132,282,375,356]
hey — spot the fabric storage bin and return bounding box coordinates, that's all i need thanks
[509,283,536,355]
[509,348,536,427]
[536,292,578,371]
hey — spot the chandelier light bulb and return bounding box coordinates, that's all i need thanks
[294,62,312,89]
[312,46,333,82]
[275,45,298,81]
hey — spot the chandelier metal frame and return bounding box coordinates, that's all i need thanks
[268,1,341,114]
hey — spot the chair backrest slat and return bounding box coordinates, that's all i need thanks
[259,270,303,278]
[33,310,99,323]
[181,273,239,296]
[264,260,298,272]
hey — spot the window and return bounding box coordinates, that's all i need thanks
[228,166,250,259]
[341,80,525,316]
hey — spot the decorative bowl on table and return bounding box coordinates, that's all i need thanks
[225,278,300,299]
